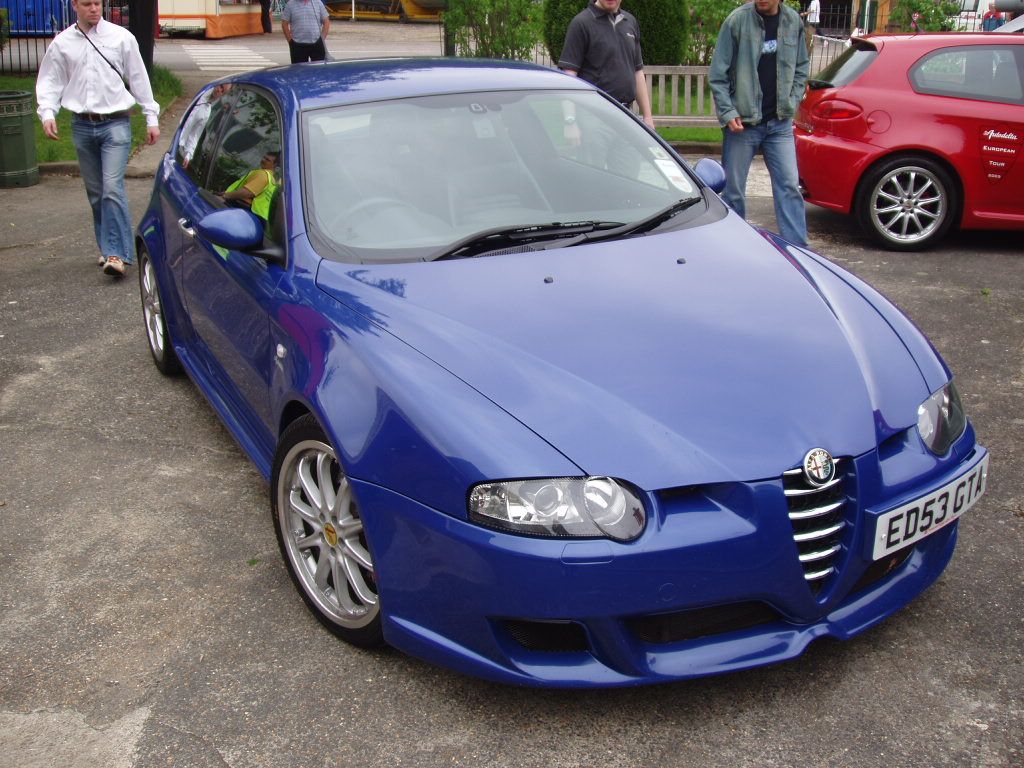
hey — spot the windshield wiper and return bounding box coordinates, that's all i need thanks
[555,196,703,248]
[431,220,623,261]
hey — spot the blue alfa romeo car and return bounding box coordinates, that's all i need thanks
[136,58,989,687]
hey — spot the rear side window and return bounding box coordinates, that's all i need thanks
[911,46,1024,105]
[807,44,878,90]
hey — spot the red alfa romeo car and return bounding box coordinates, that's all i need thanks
[795,33,1024,250]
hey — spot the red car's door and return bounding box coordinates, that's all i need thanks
[910,43,1024,228]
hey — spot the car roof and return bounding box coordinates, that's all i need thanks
[221,57,593,112]
[854,31,1024,49]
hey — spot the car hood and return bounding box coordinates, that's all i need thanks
[316,217,931,490]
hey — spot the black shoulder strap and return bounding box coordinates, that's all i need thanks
[76,24,129,89]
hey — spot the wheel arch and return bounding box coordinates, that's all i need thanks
[278,399,314,443]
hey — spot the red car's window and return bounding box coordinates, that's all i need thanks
[911,46,1023,105]
[807,43,878,90]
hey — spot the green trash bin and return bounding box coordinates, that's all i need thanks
[0,91,40,188]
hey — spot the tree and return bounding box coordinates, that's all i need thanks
[627,0,689,66]
[444,0,543,60]
[889,0,961,31]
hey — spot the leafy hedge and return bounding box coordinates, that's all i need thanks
[445,0,543,60]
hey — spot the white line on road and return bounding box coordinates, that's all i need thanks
[182,45,276,72]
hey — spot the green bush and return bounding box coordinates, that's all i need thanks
[544,0,688,67]
[683,0,742,66]
[444,0,543,60]
[0,8,10,52]
[627,0,688,66]
[542,0,579,64]
[890,0,961,31]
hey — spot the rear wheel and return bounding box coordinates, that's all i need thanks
[855,156,958,251]
[271,415,383,647]
[138,244,181,375]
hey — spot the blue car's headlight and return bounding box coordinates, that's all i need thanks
[469,476,646,542]
[917,381,966,456]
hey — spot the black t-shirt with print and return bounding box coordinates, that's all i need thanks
[757,10,780,122]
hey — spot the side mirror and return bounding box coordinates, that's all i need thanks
[196,208,264,250]
[693,158,726,194]
[195,208,285,265]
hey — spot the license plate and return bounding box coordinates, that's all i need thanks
[871,453,989,561]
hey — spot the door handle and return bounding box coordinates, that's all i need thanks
[178,218,196,238]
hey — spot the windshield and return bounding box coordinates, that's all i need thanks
[303,90,701,262]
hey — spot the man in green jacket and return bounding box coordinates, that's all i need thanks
[709,0,809,246]
[220,152,280,223]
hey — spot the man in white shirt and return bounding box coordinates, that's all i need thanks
[35,0,160,278]
[801,0,821,54]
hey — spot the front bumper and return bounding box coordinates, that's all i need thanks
[354,437,986,687]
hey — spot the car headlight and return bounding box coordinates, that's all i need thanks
[917,381,966,456]
[468,476,646,542]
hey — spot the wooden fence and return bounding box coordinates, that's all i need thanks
[643,65,718,128]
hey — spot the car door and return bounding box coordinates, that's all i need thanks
[178,86,286,444]
[158,83,237,344]
[910,43,1024,224]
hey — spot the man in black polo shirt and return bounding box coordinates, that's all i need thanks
[558,0,654,129]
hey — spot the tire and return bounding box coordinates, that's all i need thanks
[855,156,959,251]
[138,244,181,375]
[271,415,383,647]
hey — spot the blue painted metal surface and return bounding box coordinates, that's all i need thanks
[137,59,988,687]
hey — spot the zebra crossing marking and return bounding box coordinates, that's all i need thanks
[183,45,276,72]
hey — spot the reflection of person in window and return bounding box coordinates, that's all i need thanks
[218,152,280,222]
[180,84,231,169]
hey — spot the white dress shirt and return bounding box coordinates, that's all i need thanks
[806,0,820,24]
[36,19,159,127]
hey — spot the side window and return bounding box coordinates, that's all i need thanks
[177,83,236,185]
[911,46,1024,105]
[207,88,282,195]
[206,88,285,243]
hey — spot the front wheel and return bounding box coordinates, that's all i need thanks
[138,244,181,375]
[855,156,958,251]
[271,415,383,647]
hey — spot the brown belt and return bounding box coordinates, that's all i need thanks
[73,110,131,122]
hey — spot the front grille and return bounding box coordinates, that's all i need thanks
[783,459,849,590]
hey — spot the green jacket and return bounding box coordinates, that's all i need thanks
[226,168,278,222]
[709,3,809,126]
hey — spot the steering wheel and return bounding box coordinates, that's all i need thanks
[330,196,418,233]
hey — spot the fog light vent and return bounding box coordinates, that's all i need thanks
[627,602,780,645]
[504,619,589,653]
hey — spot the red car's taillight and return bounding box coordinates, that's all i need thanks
[811,99,863,120]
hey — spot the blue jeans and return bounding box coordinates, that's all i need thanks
[721,118,808,247]
[72,115,135,264]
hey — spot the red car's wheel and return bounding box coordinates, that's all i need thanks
[855,156,959,251]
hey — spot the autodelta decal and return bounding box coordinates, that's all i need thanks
[980,126,1021,184]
